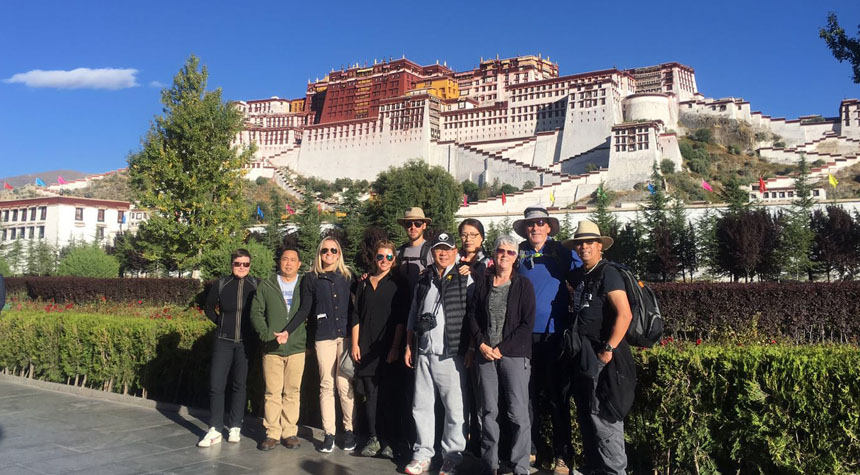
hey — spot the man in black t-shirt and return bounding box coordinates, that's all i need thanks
[563,221,635,475]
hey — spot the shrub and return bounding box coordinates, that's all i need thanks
[659,159,676,174]
[198,239,275,281]
[57,244,120,278]
[4,276,202,305]
[691,128,714,143]
[0,256,10,277]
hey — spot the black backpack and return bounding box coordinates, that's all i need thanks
[601,262,663,348]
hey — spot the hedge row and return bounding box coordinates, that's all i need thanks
[652,281,860,343]
[4,276,203,306]
[1,311,857,474]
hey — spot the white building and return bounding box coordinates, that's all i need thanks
[0,196,133,249]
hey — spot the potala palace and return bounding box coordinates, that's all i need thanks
[233,54,860,214]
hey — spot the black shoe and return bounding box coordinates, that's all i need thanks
[342,430,356,451]
[318,434,335,453]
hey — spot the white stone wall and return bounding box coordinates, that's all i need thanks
[606,126,662,189]
[624,94,675,129]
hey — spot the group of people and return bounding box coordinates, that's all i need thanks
[200,205,637,475]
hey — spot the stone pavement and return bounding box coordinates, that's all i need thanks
[0,377,496,475]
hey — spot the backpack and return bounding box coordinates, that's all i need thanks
[600,262,663,348]
[397,241,431,267]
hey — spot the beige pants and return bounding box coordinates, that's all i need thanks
[262,352,305,439]
[315,337,354,434]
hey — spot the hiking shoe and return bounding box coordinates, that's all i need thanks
[227,427,241,443]
[343,430,356,451]
[405,459,431,474]
[552,457,570,475]
[282,436,301,449]
[197,427,222,447]
[259,437,278,451]
[439,457,459,475]
[317,433,335,453]
[378,444,394,459]
[360,436,380,457]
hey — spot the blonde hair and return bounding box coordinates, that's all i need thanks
[313,237,353,279]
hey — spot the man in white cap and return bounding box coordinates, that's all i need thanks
[512,205,582,474]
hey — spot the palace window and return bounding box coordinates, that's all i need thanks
[97,209,105,222]
[96,227,105,240]
[75,208,84,221]
[30,208,36,220]
[38,226,45,239]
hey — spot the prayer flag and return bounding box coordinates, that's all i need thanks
[829,173,838,188]
[647,183,656,194]
[501,192,507,205]
[57,176,67,184]
[549,189,556,206]
[597,184,608,200]
[701,179,713,192]
[758,177,767,193]
[35,178,46,187]
[318,203,322,213]
[286,204,296,215]
[463,194,468,206]
[256,205,264,219]
[3,182,12,190]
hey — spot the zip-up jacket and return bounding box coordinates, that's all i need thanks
[250,273,306,356]
[205,275,258,343]
[411,265,472,357]
[284,271,354,342]
[467,271,535,359]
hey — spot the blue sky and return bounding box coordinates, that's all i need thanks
[1,0,859,178]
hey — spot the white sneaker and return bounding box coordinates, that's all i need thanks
[227,427,241,443]
[198,427,222,447]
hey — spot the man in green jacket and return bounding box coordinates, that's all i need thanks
[250,243,307,451]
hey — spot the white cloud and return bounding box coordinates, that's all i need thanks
[4,68,139,90]
[149,80,166,88]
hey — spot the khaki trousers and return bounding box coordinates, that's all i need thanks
[315,337,354,434]
[262,352,305,439]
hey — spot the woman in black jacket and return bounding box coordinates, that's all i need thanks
[199,248,258,447]
[467,235,536,475]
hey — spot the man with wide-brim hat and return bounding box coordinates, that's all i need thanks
[512,205,582,475]
[396,207,432,227]
[395,207,435,288]
[561,220,614,251]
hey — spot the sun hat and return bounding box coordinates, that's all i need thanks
[396,207,432,226]
[562,220,614,250]
[512,206,560,238]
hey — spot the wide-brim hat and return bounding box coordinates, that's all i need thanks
[562,220,614,250]
[396,207,432,225]
[512,206,560,238]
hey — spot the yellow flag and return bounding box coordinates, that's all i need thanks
[549,189,555,206]
[829,173,838,188]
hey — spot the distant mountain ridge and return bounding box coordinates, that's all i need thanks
[0,170,90,187]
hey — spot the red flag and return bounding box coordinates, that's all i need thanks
[317,203,322,213]
[501,192,507,205]
[3,182,12,190]
[758,177,766,193]
[463,194,468,206]
[286,204,295,215]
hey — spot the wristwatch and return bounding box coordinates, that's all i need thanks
[601,342,615,353]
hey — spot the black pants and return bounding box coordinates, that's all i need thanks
[209,338,250,430]
[529,334,573,460]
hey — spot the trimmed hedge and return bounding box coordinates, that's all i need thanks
[1,310,857,473]
[5,277,202,306]
[652,281,860,343]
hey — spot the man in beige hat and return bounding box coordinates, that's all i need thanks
[512,205,582,474]
[562,220,634,475]
[396,207,434,289]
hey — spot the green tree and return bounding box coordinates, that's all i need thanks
[338,185,369,271]
[127,55,254,273]
[366,160,462,239]
[810,205,860,281]
[3,240,24,275]
[0,255,10,277]
[720,176,751,214]
[776,155,815,280]
[820,12,860,83]
[57,244,120,278]
[555,213,574,242]
[198,238,274,281]
[24,240,57,276]
[696,208,721,278]
[294,191,322,270]
[614,219,646,276]
[485,218,513,249]
[590,182,621,261]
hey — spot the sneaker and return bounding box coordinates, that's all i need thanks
[317,433,335,453]
[378,444,394,459]
[360,436,380,457]
[552,457,570,475]
[227,427,241,443]
[439,457,459,475]
[343,430,356,451]
[405,459,431,475]
[197,427,222,447]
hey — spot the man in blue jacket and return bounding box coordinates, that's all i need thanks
[513,206,582,475]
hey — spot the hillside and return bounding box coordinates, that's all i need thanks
[0,170,89,188]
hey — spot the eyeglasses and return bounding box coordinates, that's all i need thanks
[495,249,518,257]
[232,262,250,268]
[526,219,548,228]
[375,253,395,262]
[320,247,339,255]
[404,220,425,229]
[459,232,481,240]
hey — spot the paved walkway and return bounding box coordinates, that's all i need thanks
[0,377,491,475]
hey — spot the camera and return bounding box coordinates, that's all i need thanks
[414,312,438,335]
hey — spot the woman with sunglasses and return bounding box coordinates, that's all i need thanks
[349,240,409,458]
[276,237,355,453]
[467,236,536,475]
[199,249,259,447]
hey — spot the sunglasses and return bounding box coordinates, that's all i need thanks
[232,262,250,268]
[404,220,425,229]
[495,249,518,257]
[320,247,339,255]
[526,219,548,228]
[375,254,395,262]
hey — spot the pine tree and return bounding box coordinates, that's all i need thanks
[128,55,254,273]
[294,191,322,271]
[590,182,620,259]
[720,176,751,214]
[338,185,368,272]
[556,213,574,242]
[696,207,721,278]
[776,154,815,280]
